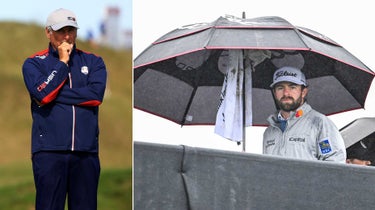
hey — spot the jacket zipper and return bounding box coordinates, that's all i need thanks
[68,72,76,151]
[281,122,287,156]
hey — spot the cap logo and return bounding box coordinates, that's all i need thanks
[67,17,76,22]
[270,66,306,88]
[275,70,297,80]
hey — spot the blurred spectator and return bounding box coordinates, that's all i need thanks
[346,138,375,166]
[86,29,97,48]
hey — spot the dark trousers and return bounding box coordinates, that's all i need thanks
[32,151,100,210]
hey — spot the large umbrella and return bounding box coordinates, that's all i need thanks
[340,117,375,148]
[340,117,375,165]
[134,15,374,147]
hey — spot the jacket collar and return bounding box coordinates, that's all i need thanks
[268,102,312,126]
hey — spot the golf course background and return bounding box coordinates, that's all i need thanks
[0,22,132,209]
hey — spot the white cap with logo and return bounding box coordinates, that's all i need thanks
[46,8,79,31]
[270,66,307,88]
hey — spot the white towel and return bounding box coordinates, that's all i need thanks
[214,50,252,142]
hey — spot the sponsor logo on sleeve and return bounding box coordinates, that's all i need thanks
[37,70,57,92]
[319,139,332,154]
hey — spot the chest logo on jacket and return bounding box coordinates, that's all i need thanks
[289,137,305,143]
[81,66,89,75]
[265,139,275,148]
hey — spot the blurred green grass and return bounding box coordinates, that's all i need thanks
[0,21,132,209]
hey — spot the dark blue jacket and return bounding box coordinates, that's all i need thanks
[22,44,107,154]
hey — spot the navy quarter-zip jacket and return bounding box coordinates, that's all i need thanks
[22,44,107,154]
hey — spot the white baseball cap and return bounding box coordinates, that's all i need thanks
[46,8,79,31]
[270,66,307,88]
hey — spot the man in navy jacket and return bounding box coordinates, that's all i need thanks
[22,8,107,210]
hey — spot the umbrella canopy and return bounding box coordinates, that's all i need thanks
[340,117,375,165]
[134,16,374,126]
[340,117,375,148]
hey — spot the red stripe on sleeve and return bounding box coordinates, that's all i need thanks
[78,100,102,106]
[40,79,67,105]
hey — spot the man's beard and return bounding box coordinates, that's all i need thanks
[276,95,303,112]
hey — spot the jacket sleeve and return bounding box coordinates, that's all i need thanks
[316,117,347,162]
[54,57,107,106]
[22,58,69,105]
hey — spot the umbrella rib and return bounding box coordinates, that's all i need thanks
[292,27,311,50]
[180,87,198,126]
[202,18,221,48]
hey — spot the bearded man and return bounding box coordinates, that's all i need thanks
[263,66,346,162]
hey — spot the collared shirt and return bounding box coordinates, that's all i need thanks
[277,112,288,132]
